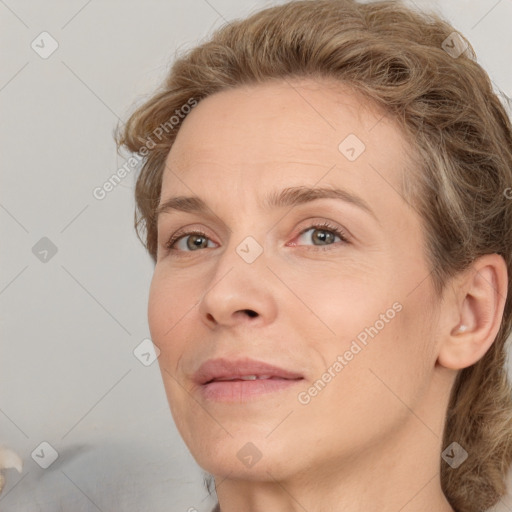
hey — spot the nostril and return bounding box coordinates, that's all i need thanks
[244,309,258,318]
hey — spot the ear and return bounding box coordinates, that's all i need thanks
[437,253,508,370]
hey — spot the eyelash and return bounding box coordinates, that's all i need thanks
[164,221,349,255]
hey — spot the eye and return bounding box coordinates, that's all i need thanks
[162,220,349,257]
[165,229,216,252]
[294,221,349,248]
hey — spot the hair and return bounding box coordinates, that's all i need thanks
[115,0,512,510]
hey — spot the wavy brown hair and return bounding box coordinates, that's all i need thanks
[115,1,512,510]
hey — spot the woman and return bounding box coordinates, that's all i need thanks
[116,1,512,511]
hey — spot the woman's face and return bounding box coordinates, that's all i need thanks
[148,78,444,481]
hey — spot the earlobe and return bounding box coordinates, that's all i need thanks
[437,254,508,371]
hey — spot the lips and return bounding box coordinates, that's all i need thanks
[194,357,304,385]
[212,375,274,381]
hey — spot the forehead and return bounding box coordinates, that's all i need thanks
[161,77,413,208]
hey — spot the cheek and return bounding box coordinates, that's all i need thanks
[290,270,392,342]
[148,272,194,387]
[148,276,171,344]
[148,271,197,428]
[329,293,433,415]
[301,314,426,432]
[302,270,428,396]
[147,267,198,344]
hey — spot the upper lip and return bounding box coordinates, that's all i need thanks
[193,358,304,385]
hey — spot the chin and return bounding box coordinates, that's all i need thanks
[200,432,301,478]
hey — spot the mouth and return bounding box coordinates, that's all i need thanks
[201,376,304,402]
[194,358,304,402]
[205,375,296,383]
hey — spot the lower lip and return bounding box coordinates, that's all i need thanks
[200,378,303,402]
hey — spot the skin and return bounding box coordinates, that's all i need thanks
[148,77,507,512]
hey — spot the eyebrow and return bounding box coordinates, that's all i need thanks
[156,185,377,222]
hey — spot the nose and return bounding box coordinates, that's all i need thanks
[198,240,278,328]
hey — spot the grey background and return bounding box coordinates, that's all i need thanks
[1,0,511,511]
